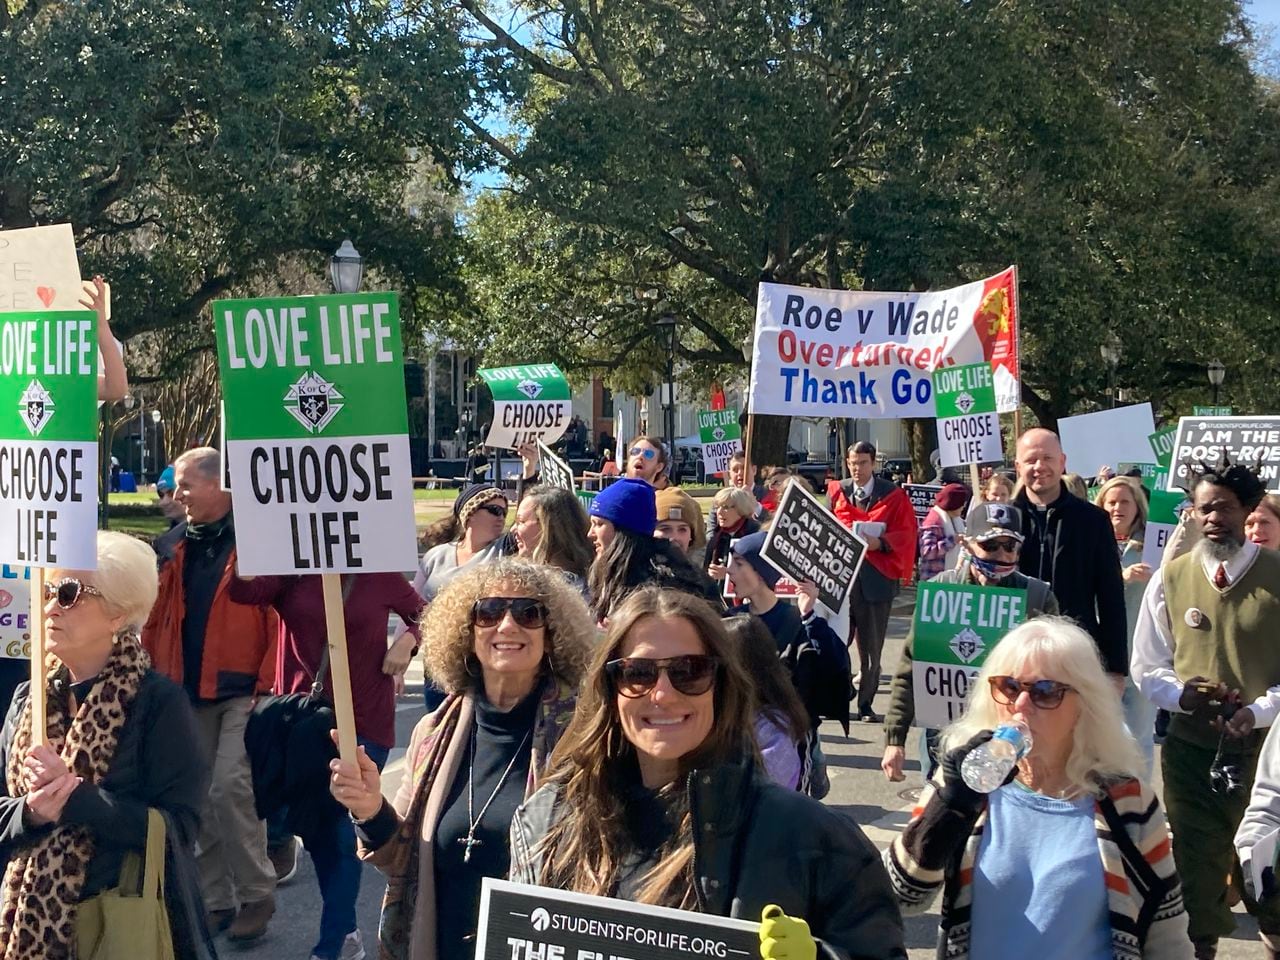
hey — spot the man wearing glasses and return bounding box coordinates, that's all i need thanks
[623,435,672,489]
[882,502,1058,781]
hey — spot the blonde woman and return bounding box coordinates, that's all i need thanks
[705,486,760,581]
[884,617,1190,960]
[328,559,594,960]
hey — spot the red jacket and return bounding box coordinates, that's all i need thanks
[143,535,277,701]
[826,478,918,582]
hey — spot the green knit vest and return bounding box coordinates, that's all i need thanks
[1165,548,1280,750]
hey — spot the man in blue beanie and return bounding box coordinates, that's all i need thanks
[587,477,657,554]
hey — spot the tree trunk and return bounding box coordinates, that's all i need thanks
[907,418,938,481]
[745,413,791,479]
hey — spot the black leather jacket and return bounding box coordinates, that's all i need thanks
[509,759,907,960]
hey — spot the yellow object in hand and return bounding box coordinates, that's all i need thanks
[759,904,817,960]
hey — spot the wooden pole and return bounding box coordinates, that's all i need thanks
[969,461,982,494]
[29,568,46,748]
[742,413,756,487]
[321,573,358,765]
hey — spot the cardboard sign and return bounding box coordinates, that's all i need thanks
[1141,490,1186,572]
[214,292,417,575]
[904,483,943,521]
[478,363,572,450]
[748,266,1019,418]
[537,440,575,493]
[0,311,99,569]
[697,407,742,476]
[760,479,866,611]
[475,879,758,960]
[1058,404,1156,477]
[1167,416,1280,494]
[933,363,1002,467]
[0,224,82,312]
[912,581,1028,727]
[0,566,31,660]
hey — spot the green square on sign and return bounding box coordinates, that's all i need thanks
[913,581,1029,667]
[697,408,741,445]
[932,363,997,419]
[0,311,99,443]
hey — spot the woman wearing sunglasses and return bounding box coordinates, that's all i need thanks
[0,532,213,958]
[884,617,1191,960]
[328,559,594,960]
[510,587,907,960]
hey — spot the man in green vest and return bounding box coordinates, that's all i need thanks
[1132,458,1280,960]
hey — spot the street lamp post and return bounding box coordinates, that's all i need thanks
[1207,358,1226,408]
[655,313,678,457]
[329,240,364,294]
[1100,335,1121,409]
[151,409,163,474]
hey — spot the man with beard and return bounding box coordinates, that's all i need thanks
[1132,458,1280,959]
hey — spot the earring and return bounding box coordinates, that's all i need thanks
[464,654,482,679]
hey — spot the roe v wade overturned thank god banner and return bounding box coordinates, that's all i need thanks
[749,267,1019,418]
[215,293,418,576]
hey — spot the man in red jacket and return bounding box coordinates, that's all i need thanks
[827,442,918,721]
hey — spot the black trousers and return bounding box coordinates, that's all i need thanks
[849,583,893,711]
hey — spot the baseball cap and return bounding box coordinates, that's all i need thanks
[967,502,1025,543]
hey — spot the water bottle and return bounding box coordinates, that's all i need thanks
[960,722,1032,793]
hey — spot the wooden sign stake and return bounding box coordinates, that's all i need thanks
[30,568,47,747]
[321,573,358,765]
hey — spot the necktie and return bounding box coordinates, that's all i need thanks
[1214,563,1229,590]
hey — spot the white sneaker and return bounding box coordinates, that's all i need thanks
[310,930,365,960]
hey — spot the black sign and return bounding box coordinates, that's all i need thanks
[476,879,758,960]
[1167,416,1280,494]
[761,479,866,612]
[903,483,942,521]
[538,440,576,493]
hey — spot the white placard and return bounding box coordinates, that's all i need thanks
[1057,404,1156,477]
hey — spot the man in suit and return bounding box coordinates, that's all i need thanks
[827,442,918,721]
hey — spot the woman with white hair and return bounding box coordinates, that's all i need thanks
[0,531,212,958]
[884,616,1191,960]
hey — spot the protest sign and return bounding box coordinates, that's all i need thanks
[904,483,943,521]
[1149,426,1177,468]
[537,440,575,493]
[0,224,82,312]
[0,566,31,661]
[1194,406,1233,417]
[933,363,1002,468]
[912,581,1028,727]
[1141,491,1186,572]
[478,363,572,450]
[748,266,1019,419]
[575,490,596,511]
[1166,416,1280,493]
[1058,404,1156,477]
[697,407,742,476]
[760,480,866,611]
[0,310,100,569]
[214,293,417,575]
[476,879,758,960]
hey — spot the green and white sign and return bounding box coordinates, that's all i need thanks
[477,363,571,450]
[932,363,1001,468]
[1193,405,1233,417]
[912,581,1028,727]
[1148,426,1176,469]
[1141,490,1186,572]
[697,407,741,476]
[214,293,417,576]
[0,311,99,568]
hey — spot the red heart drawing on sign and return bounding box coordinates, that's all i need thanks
[0,590,12,609]
[35,287,56,307]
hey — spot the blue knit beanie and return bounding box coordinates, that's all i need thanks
[589,478,657,537]
[729,530,782,589]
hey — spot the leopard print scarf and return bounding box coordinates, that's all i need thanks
[0,631,150,960]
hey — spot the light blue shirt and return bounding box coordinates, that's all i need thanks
[969,783,1111,960]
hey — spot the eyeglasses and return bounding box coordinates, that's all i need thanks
[988,676,1073,710]
[606,655,720,698]
[477,503,508,519]
[471,597,548,629]
[43,578,104,610]
[629,446,656,460]
[975,537,1020,553]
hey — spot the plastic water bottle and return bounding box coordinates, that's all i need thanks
[961,722,1033,793]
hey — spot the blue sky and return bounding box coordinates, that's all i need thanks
[1249,0,1280,54]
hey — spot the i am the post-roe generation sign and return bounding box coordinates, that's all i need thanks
[214,293,417,576]
[0,311,98,569]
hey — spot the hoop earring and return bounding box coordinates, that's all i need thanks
[464,654,482,679]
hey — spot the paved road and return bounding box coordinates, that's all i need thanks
[227,596,1267,960]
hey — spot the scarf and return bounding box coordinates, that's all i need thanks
[0,632,150,959]
[185,512,233,542]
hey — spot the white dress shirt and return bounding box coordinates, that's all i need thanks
[1131,540,1280,726]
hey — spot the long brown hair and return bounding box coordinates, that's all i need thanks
[536,587,757,907]
[523,485,594,579]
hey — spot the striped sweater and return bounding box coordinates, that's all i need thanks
[883,777,1192,960]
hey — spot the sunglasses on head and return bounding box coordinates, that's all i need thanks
[43,578,104,610]
[477,503,508,519]
[988,675,1073,709]
[976,537,1020,553]
[629,446,656,460]
[606,655,719,698]
[471,596,548,629]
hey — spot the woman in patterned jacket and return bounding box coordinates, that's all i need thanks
[883,616,1192,960]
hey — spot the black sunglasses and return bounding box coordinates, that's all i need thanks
[975,537,1021,553]
[477,503,508,519]
[43,578,104,610]
[988,675,1073,710]
[471,597,548,629]
[606,655,720,698]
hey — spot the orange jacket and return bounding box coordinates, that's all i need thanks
[826,477,918,582]
[142,538,277,701]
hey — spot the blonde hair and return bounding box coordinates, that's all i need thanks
[941,616,1144,796]
[1094,476,1148,540]
[711,486,757,518]
[1062,473,1089,500]
[421,558,596,694]
[91,531,160,631]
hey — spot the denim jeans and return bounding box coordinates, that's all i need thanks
[304,737,390,959]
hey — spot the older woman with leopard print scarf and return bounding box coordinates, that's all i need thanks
[0,531,213,960]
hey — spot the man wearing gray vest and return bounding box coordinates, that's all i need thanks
[1132,459,1280,960]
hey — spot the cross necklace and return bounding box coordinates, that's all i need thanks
[459,724,531,864]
